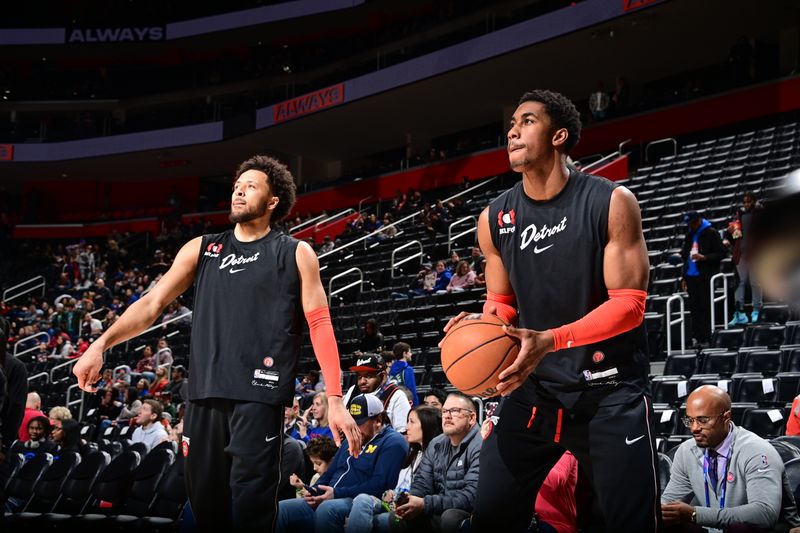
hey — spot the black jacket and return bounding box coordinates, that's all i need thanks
[681,224,727,279]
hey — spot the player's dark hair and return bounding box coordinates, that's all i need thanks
[518,89,582,154]
[234,155,297,222]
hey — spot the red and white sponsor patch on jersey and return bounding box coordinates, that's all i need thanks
[592,351,605,363]
[182,436,190,457]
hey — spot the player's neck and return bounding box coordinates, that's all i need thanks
[234,218,272,242]
[521,157,569,201]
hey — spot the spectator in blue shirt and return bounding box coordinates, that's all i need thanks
[389,342,418,406]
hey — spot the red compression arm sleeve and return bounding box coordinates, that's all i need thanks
[305,306,342,397]
[549,289,647,352]
[484,290,518,325]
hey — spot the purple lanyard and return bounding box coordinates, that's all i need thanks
[703,448,732,509]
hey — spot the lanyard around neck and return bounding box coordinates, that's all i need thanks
[704,447,732,508]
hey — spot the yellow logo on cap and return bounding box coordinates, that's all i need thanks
[350,404,362,416]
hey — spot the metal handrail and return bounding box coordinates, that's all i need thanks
[472,396,484,425]
[90,306,108,317]
[3,275,45,303]
[582,150,621,172]
[314,208,356,231]
[666,294,686,353]
[357,196,374,214]
[317,176,499,263]
[447,216,477,252]
[50,358,79,384]
[14,331,50,357]
[289,214,326,234]
[54,293,74,305]
[645,138,677,162]
[710,273,733,332]
[67,383,86,420]
[122,311,192,352]
[618,138,633,154]
[327,267,364,306]
[27,372,49,384]
[390,240,423,278]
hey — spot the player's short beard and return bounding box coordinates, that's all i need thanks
[229,201,269,224]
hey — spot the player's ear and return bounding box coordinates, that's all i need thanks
[552,128,568,149]
[268,195,280,211]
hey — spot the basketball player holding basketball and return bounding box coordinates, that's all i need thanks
[444,90,660,532]
[74,155,361,532]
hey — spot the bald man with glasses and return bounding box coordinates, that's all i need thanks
[661,385,800,532]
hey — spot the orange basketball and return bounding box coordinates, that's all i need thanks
[440,313,519,398]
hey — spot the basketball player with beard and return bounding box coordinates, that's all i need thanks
[74,155,361,532]
[444,90,660,532]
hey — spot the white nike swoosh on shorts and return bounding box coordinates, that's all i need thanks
[625,435,645,445]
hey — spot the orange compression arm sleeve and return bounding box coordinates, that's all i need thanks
[484,290,518,325]
[549,289,647,352]
[305,306,342,397]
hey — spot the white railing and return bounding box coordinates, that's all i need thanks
[3,275,45,303]
[710,273,733,332]
[317,176,499,263]
[289,214,326,234]
[67,383,86,420]
[50,358,79,384]
[447,216,477,252]
[327,267,364,306]
[645,138,677,162]
[666,294,686,353]
[14,332,50,359]
[390,241,423,279]
[27,372,49,385]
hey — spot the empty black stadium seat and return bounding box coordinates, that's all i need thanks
[785,457,800,505]
[740,350,783,375]
[651,376,689,406]
[663,353,697,379]
[731,374,778,404]
[658,453,672,492]
[652,405,679,437]
[4,453,54,515]
[745,325,786,348]
[699,351,738,376]
[761,304,791,324]
[138,454,187,531]
[711,328,745,350]
[776,373,800,404]
[741,408,786,438]
[769,438,800,463]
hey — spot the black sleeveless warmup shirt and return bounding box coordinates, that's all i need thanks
[488,169,648,407]
[188,229,303,406]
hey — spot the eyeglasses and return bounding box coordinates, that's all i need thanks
[442,407,474,417]
[681,413,726,428]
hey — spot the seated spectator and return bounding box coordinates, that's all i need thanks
[347,406,442,533]
[53,418,84,455]
[276,394,409,533]
[589,82,610,120]
[298,370,324,396]
[284,395,303,441]
[431,261,452,294]
[290,436,338,497]
[49,333,75,360]
[534,451,579,533]
[392,263,436,299]
[356,319,385,354]
[318,236,335,255]
[131,399,169,453]
[150,367,170,395]
[164,365,187,403]
[12,415,58,456]
[117,387,143,425]
[445,260,476,293]
[422,389,447,411]
[343,354,410,433]
[134,345,157,382]
[388,342,419,406]
[18,392,46,441]
[154,337,173,366]
[298,392,334,444]
[445,251,460,273]
[136,377,151,398]
[661,385,800,531]
[81,311,103,339]
[96,387,122,426]
[391,393,481,532]
[48,405,72,430]
[379,214,397,240]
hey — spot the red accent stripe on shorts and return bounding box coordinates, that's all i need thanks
[527,406,537,428]
[554,408,563,443]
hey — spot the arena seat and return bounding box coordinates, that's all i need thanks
[741,408,786,439]
[3,453,54,516]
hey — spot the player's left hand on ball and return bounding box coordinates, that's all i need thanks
[496,326,554,396]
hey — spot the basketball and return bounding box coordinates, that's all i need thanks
[440,313,519,398]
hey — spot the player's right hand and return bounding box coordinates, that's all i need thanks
[73,341,105,392]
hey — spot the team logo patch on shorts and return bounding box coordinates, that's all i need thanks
[727,472,734,483]
[182,436,190,457]
[592,351,605,363]
[263,356,274,368]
